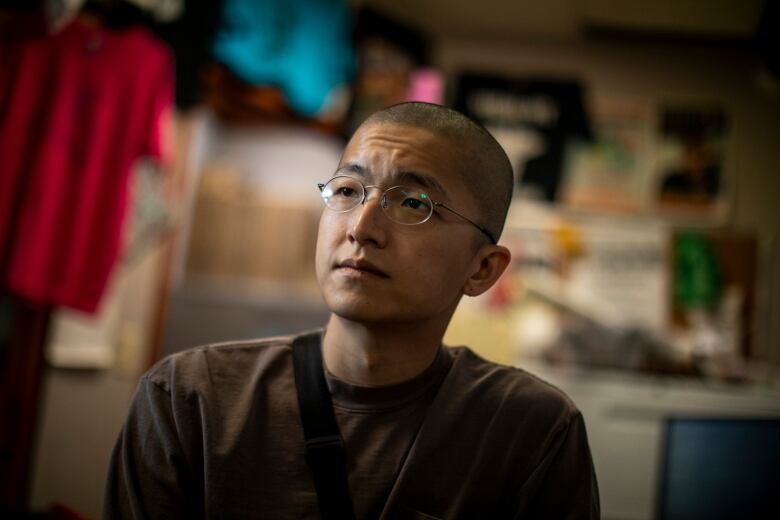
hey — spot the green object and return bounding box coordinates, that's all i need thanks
[675,231,721,309]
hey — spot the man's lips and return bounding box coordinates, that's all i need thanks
[335,258,390,278]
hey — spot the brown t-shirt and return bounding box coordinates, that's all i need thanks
[104,331,599,519]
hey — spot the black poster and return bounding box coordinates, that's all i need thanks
[453,74,592,202]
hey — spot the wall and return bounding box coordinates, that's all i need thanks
[434,36,780,362]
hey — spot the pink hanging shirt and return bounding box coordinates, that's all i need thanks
[0,18,173,313]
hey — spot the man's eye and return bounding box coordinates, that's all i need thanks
[335,187,356,197]
[401,198,429,211]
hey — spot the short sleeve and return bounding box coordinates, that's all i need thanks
[103,376,200,519]
[514,411,600,519]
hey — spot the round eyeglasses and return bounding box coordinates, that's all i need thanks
[317,176,496,244]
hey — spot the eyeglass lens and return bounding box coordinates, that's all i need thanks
[320,176,433,225]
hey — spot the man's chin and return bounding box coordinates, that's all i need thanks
[328,305,390,324]
[324,296,411,325]
[319,281,385,317]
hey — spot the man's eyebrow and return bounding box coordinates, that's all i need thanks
[334,162,367,176]
[332,163,449,198]
[397,170,448,198]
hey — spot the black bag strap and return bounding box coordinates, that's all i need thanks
[292,331,356,520]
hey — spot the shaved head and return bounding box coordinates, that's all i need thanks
[359,102,514,243]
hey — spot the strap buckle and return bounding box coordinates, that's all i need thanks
[304,435,345,466]
[305,434,344,455]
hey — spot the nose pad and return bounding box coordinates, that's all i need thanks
[360,187,385,209]
[352,187,382,222]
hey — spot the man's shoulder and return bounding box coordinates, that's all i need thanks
[447,346,580,422]
[142,331,312,394]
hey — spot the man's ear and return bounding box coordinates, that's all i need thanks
[462,245,511,297]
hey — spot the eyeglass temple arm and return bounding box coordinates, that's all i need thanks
[434,203,496,244]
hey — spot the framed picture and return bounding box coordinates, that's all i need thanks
[652,106,730,221]
[561,95,655,213]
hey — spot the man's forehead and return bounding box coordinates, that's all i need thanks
[338,122,461,194]
[346,120,451,153]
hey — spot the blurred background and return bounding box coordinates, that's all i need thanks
[1,0,779,518]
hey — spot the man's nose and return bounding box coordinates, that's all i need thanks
[347,189,388,247]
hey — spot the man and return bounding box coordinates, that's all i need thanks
[105,102,599,519]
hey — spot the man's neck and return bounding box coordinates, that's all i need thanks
[322,315,445,387]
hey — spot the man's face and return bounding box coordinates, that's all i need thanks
[315,122,485,326]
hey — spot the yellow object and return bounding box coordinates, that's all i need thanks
[445,300,514,365]
[552,220,584,258]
